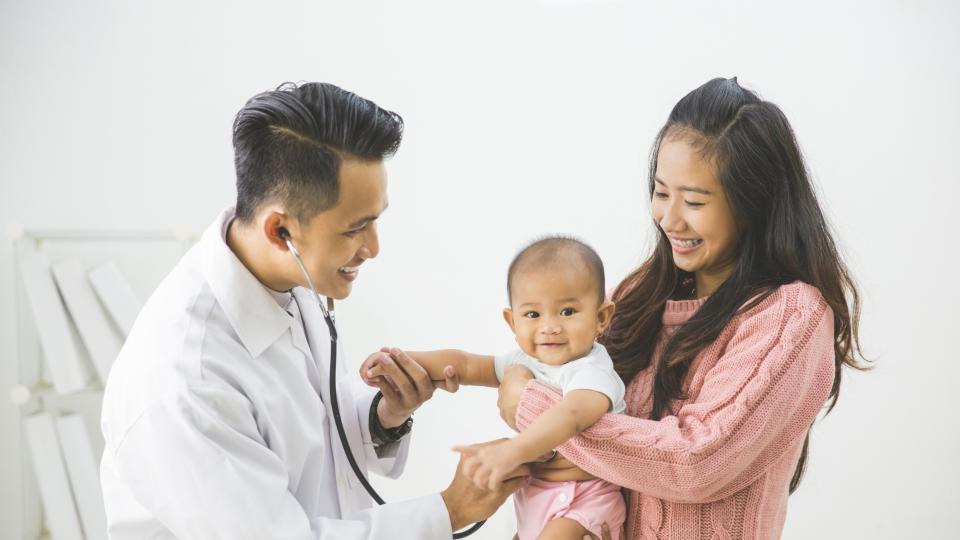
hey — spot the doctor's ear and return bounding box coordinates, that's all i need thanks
[262,211,292,251]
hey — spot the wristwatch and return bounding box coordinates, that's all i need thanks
[368,391,413,446]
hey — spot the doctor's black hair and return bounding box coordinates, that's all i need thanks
[506,236,606,306]
[232,82,404,224]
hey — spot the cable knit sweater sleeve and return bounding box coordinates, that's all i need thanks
[515,283,836,504]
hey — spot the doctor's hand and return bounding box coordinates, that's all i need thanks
[360,347,459,429]
[441,440,529,532]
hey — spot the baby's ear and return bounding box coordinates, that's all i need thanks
[502,307,516,333]
[596,300,616,333]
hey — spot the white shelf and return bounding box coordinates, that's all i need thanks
[12,228,193,540]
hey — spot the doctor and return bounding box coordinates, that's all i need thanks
[100,82,526,539]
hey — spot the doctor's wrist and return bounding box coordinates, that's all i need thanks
[440,489,467,532]
[376,394,412,428]
[370,391,413,445]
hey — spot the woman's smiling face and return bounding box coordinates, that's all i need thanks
[651,135,740,296]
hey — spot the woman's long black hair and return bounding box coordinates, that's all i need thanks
[601,77,866,492]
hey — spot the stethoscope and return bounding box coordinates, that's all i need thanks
[280,229,484,539]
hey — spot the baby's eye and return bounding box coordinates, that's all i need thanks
[524,311,540,319]
[560,308,575,316]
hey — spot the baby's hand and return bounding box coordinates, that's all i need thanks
[453,439,526,491]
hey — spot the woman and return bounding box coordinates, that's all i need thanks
[498,77,864,539]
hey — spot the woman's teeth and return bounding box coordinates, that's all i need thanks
[671,238,703,248]
[338,266,357,273]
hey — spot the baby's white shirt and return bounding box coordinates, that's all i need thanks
[494,343,626,413]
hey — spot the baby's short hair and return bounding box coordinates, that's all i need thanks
[507,235,605,304]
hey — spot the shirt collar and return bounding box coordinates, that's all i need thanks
[200,206,292,358]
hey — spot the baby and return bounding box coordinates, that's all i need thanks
[360,236,626,540]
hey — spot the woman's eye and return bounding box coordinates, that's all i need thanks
[560,308,575,316]
[654,192,668,200]
[524,311,540,319]
[344,225,367,237]
[684,200,705,208]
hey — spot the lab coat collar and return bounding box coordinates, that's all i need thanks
[200,207,291,358]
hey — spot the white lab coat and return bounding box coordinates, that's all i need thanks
[100,208,452,539]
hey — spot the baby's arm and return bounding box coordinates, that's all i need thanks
[455,389,611,490]
[409,350,500,387]
[509,390,611,463]
[361,349,500,388]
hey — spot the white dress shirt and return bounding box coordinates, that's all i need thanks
[100,207,452,539]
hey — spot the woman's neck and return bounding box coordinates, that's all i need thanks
[694,264,734,298]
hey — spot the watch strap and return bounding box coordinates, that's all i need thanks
[369,391,413,446]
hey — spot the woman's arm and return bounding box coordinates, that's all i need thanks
[497,365,597,482]
[497,364,535,430]
[512,389,610,460]
[515,289,836,503]
[498,365,597,482]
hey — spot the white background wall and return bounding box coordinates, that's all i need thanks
[2,0,957,538]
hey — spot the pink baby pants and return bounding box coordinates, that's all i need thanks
[514,477,626,540]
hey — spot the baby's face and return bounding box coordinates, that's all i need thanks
[504,267,612,366]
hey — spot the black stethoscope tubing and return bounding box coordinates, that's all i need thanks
[284,234,484,538]
[323,313,484,539]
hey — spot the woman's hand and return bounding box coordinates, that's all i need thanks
[497,364,535,431]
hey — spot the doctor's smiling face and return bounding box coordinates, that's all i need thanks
[228,82,403,300]
[280,159,388,300]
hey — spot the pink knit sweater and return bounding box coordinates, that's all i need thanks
[516,282,836,539]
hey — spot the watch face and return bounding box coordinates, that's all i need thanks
[392,417,413,438]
